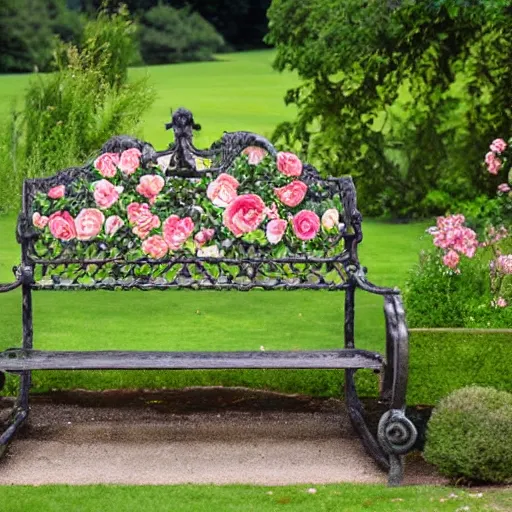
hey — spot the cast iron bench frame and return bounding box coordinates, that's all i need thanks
[0,108,417,485]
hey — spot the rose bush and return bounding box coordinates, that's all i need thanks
[405,136,511,326]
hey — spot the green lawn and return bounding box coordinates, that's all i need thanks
[0,484,510,512]
[0,50,299,150]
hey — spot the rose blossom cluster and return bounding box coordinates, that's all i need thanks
[94,148,142,177]
[485,138,507,175]
[35,147,342,260]
[429,214,479,270]
[496,254,512,275]
[140,214,196,259]
[208,152,339,244]
[34,208,124,241]
[484,136,512,194]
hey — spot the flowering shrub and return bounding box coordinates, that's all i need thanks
[29,147,347,270]
[405,137,511,325]
[428,214,478,271]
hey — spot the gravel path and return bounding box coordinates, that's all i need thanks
[0,388,444,486]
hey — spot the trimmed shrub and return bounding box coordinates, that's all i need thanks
[407,331,512,405]
[424,386,512,484]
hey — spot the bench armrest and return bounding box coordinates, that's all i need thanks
[350,267,400,296]
[0,265,33,293]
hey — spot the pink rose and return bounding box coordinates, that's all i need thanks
[74,208,105,241]
[292,210,320,241]
[127,202,161,239]
[48,211,76,241]
[194,228,215,247]
[485,151,502,175]
[274,181,308,207]
[498,183,511,193]
[207,173,240,207]
[142,235,168,259]
[93,179,121,209]
[490,138,507,153]
[322,208,339,230]
[276,152,302,177]
[264,203,279,220]
[48,185,65,199]
[136,174,165,204]
[119,148,142,176]
[94,153,120,178]
[105,215,124,236]
[32,212,49,229]
[223,194,266,236]
[242,146,267,165]
[163,215,195,250]
[443,249,460,269]
[266,219,287,244]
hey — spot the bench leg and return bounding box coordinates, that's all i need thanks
[345,369,390,470]
[378,295,417,486]
[0,281,33,455]
[0,371,30,456]
[344,289,417,486]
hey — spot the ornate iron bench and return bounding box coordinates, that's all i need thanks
[0,108,417,485]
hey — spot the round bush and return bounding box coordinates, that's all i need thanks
[424,386,512,484]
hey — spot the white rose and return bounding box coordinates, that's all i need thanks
[197,245,221,258]
[321,208,339,230]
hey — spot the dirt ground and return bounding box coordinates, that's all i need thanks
[0,388,445,486]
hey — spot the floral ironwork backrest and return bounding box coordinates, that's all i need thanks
[21,108,361,290]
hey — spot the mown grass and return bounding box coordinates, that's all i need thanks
[0,50,299,150]
[0,484,510,512]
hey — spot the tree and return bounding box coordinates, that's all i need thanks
[266,0,512,217]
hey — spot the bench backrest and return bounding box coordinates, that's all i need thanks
[18,108,362,290]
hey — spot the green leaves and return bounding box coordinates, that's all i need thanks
[267,0,512,218]
[241,229,267,246]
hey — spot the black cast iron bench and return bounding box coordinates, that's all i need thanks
[0,108,417,485]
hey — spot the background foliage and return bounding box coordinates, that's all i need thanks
[80,0,271,52]
[139,5,225,65]
[0,1,268,74]
[266,0,512,217]
[0,7,153,213]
